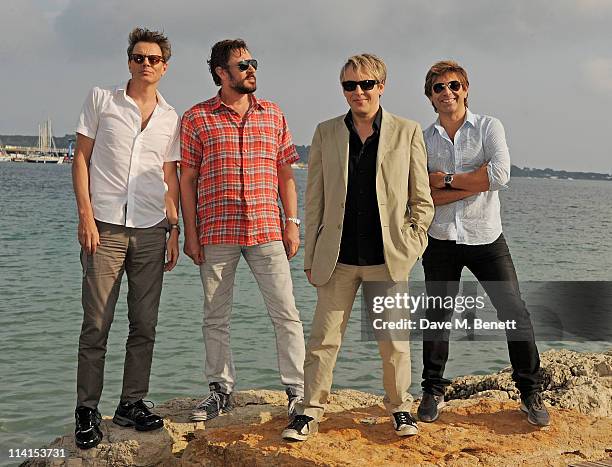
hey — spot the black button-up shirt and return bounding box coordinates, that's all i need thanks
[338,107,385,266]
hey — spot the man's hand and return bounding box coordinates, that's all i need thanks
[283,221,300,259]
[183,231,204,265]
[164,230,179,271]
[429,171,447,189]
[305,269,315,286]
[78,215,100,254]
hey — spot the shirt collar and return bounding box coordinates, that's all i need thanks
[344,106,383,133]
[115,81,173,111]
[433,108,475,137]
[211,92,265,112]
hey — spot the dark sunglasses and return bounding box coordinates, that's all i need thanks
[341,80,379,92]
[232,59,258,71]
[432,80,462,94]
[130,54,165,65]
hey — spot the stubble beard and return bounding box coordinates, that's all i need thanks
[231,75,257,94]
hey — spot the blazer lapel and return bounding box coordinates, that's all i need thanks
[377,109,396,174]
[335,117,350,188]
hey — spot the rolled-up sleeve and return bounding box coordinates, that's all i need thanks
[484,117,510,191]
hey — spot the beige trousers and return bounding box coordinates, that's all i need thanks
[300,263,413,421]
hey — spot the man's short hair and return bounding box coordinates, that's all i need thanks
[424,60,469,111]
[340,54,387,84]
[127,27,171,62]
[207,39,249,86]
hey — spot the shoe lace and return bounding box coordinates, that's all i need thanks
[287,415,313,430]
[196,391,223,410]
[133,400,155,417]
[528,392,544,410]
[394,412,417,426]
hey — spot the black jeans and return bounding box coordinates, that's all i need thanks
[421,233,542,398]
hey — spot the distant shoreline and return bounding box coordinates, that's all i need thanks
[2,137,610,181]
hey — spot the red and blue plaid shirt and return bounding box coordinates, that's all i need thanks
[181,93,299,246]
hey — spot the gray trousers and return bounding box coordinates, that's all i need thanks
[76,220,167,409]
[199,241,305,395]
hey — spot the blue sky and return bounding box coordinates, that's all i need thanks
[1,0,611,172]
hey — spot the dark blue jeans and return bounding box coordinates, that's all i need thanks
[421,233,542,398]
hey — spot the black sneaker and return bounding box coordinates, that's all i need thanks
[281,415,318,441]
[286,388,303,419]
[112,400,164,431]
[190,383,233,422]
[75,406,103,450]
[417,392,446,422]
[520,392,550,426]
[392,411,418,437]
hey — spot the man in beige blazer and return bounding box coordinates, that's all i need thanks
[282,53,434,441]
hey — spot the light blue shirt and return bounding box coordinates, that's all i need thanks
[423,110,510,245]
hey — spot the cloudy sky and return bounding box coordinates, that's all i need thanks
[1,0,611,172]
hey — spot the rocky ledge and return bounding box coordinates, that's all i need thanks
[23,349,612,466]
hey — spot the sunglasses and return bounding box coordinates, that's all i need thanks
[432,80,462,94]
[232,59,258,71]
[130,54,165,65]
[341,80,379,92]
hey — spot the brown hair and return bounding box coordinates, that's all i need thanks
[424,60,469,111]
[207,39,249,86]
[127,27,171,62]
[340,53,387,84]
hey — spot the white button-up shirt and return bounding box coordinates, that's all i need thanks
[423,110,510,245]
[76,83,180,228]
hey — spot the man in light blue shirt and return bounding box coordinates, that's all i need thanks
[417,60,550,427]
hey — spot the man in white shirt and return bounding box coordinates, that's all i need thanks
[72,28,180,449]
[418,60,550,427]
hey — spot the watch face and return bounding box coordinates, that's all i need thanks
[444,174,452,184]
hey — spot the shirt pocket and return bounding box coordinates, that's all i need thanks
[460,137,485,171]
[427,150,451,173]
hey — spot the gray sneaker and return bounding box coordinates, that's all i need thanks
[286,388,302,419]
[191,383,233,422]
[281,415,318,441]
[520,392,550,426]
[417,392,446,422]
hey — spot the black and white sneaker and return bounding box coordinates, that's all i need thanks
[75,406,103,449]
[392,411,418,437]
[286,388,303,419]
[190,383,233,422]
[112,399,164,431]
[520,392,550,426]
[417,392,446,422]
[281,415,318,441]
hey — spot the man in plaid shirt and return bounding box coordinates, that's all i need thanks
[180,39,305,421]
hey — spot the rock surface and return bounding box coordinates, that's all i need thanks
[22,349,612,466]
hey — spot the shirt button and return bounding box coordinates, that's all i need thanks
[340,202,344,208]
[337,224,342,230]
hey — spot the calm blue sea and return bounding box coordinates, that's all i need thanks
[0,162,610,465]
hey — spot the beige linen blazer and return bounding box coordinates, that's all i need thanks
[303,109,434,286]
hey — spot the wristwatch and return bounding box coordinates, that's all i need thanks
[169,223,181,234]
[286,217,301,226]
[444,173,454,188]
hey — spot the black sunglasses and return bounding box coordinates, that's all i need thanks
[341,80,379,92]
[432,80,462,94]
[130,54,165,65]
[231,59,258,71]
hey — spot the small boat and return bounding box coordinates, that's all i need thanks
[26,153,64,164]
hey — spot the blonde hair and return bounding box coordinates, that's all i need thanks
[340,53,387,83]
